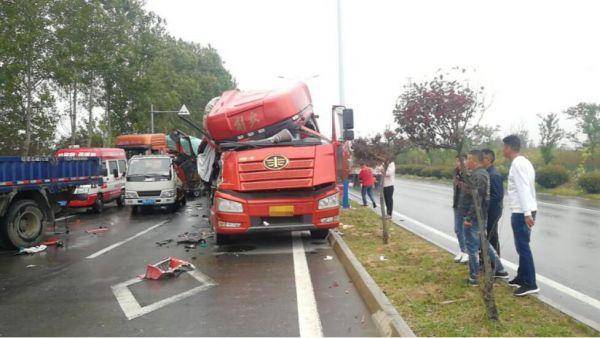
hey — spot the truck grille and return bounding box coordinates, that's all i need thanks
[137,190,161,197]
[238,159,314,190]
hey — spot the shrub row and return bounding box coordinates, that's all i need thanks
[578,172,600,193]
[396,164,454,179]
[536,165,570,188]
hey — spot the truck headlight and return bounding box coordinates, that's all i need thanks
[161,189,176,198]
[318,193,339,209]
[217,198,243,213]
[125,191,138,199]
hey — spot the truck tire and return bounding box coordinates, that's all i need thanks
[116,191,125,207]
[131,206,139,214]
[92,194,103,213]
[215,233,230,245]
[310,229,329,239]
[167,202,178,213]
[1,199,47,249]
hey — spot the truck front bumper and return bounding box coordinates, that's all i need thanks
[68,194,97,208]
[212,187,340,235]
[125,197,175,206]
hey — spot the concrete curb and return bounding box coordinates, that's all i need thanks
[328,231,416,337]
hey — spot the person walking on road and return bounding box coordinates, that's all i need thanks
[359,163,377,208]
[453,155,469,263]
[502,135,540,296]
[383,162,395,219]
[460,150,509,285]
[482,149,504,258]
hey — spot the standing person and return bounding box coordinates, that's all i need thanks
[482,149,504,257]
[453,155,468,263]
[358,163,377,208]
[383,161,396,219]
[460,150,508,285]
[502,135,539,296]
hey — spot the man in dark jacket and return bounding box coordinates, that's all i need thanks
[452,155,468,263]
[460,150,508,285]
[482,149,504,256]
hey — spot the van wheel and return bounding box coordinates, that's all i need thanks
[215,233,230,245]
[1,199,46,249]
[92,195,104,213]
[310,229,329,239]
[131,206,139,214]
[116,191,125,207]
[167,203,178,213]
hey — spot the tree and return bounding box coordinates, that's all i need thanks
[393,68,499,320]
[0,0,57,155]
[510,127,531,149]
[538,113,564,165]
[564,103,599,169]
[352,130,408,244]
[467,124,501,150]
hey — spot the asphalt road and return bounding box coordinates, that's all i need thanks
[353,177,600,331]
[0,199,378,337]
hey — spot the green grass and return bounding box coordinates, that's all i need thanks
[340,203,599,336]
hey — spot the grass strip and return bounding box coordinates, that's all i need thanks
[339,203,599,336]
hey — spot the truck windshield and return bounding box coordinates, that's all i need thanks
[220,137,322,151]
[127,158,171,177]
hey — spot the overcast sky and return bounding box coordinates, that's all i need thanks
[144,0,600,143]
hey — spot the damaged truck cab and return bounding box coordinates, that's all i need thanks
[200,82,353,244]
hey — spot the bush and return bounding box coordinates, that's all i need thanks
[396,164,425,176]
[578,172,600,194]
[536,165,570,188]
[495,165,509,181]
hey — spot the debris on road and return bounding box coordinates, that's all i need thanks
[41,238,64,247]
[324,255,333,261]
[176,231,211,245]
[18,245,47,255]
[341,223,354,229]
[140,257,195,280]
[86,226,109,234]
[332,281,340,288]
[155,239,173,247]
[26,264,36,268]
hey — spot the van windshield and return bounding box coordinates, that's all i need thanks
[127,158,171,177]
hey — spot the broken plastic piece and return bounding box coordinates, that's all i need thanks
[41,238,63,247]
[379,255,388,261]
[324,255,333,261]
[155,239,173,246]
[19,245,47,254]
[140,257,195,280]
[86,227,109,234]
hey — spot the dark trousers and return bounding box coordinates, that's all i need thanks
[383,185,394,216]
[487,206,502,256]
[511,212,538,288]
[361,186,376,206]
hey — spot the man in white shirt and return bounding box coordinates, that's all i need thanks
[382,162,395,219]
[502,135,539,296]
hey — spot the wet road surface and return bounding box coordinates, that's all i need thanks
[353,177,600,331]
[0,199,378,336]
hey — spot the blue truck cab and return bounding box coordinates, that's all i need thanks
[0,156,101,248]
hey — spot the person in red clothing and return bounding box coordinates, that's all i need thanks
[358,163,377,208]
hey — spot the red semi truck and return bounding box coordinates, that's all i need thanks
[199,82,353,244]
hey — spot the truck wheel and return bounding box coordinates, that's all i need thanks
[310,229,329,239]
[92,195,103,213]
[131,206,139,214]
[167,203,178,213]
[215,233,230,245]
[1,199,47,249]
[116,191,125,207]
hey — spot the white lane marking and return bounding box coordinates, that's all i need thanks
[55,215,75,221]
[292,231,323,338]
[86,220,169,259]
[111,270,216,320]
[537,200,600,214]
[349,193,600,311]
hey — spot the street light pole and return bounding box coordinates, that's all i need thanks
[150,104,154,133]
[149,104,190,133]
[337,0,345,105]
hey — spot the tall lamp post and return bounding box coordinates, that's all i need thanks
[337,0,350,209]
[150,104,190,133]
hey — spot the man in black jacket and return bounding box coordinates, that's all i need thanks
[482,149,504,256]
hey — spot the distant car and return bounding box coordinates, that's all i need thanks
[124,155,186,213]
[55,147,127,213]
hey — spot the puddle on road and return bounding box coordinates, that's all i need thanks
[216,244,256,253]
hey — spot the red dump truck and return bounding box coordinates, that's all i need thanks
[199,82,354,244]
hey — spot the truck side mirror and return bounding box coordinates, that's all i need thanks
[343,129,354,141]
[342,109,354,130]
[112,168,119,178]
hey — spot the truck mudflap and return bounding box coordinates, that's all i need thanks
[211,189,340,235]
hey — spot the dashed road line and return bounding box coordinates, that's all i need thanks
[292,231,323,338]
[86,220,169,259]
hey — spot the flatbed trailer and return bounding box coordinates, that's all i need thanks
[0,156,101,248]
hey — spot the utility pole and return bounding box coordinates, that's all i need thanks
[150,104,190,133]
[337,0,345,105]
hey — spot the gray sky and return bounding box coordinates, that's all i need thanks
[144,0,600,143]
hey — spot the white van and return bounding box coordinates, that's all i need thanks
[124,155,185,213]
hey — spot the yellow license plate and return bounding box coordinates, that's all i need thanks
[269,205,294,217]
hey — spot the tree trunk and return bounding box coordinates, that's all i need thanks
[70,84,78,145]
[104,84,111,147]
[23,76,33,156]
[87,84,93,147]
[380,162,389,244]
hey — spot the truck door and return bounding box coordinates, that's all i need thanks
[105,160,120,200]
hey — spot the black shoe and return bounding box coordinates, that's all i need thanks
[514,285,540,296]
[494,271,509,279]
[467,278,478,286]
[508,278,522,288]
[373,203,377,208]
